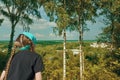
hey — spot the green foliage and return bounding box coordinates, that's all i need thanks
[96,0,120,48]
[66,42,79,49]
[1,41,120,79]
[97,22,120,48]
[0,52,7,72]
[105,49,120,76]
[37,40,63,46]
[0,42,8,73]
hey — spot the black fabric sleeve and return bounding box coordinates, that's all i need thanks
[33,55,44,73]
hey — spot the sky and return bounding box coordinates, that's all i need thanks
[0,6,106,41]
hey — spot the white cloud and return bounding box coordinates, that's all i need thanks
[49,33,55,37]
[66,31,79,40]
[35,33,45,39]
[48,31,78,40]
[30,18,57,30]
[1,17,10,27]
[0,34,10,40]
[47,22,57,27]
[49,33,60,37]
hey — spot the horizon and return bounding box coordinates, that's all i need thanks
[0,39,97,42]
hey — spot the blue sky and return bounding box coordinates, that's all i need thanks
[0,6,106,41]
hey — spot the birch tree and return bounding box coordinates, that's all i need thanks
[44,0,97,80]
[96,0,120,49]
[67,0,97,79]
[44,0,70,80]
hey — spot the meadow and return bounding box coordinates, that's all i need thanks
[0,40,120,80]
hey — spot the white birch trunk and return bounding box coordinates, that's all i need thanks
[63,29,66,80]
[80,44,82,80]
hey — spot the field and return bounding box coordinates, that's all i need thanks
[0,40,120,80]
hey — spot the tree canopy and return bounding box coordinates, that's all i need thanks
[0,0,120,80]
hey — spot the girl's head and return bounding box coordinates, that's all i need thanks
[14,32,36,52]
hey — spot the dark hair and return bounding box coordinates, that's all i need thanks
[4,34,35,80]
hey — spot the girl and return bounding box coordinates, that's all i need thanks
[0,32,44,80]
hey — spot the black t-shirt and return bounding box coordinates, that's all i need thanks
[7,50,44,80]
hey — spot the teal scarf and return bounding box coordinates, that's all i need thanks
[20,45,30,51]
